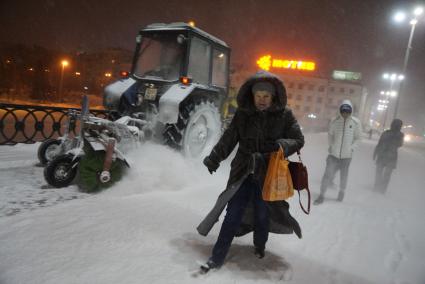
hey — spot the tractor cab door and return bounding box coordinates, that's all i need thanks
[187,36,211,86]
[187,36,229,90]
[187,35,230,118]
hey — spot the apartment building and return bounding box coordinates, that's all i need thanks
[282,73,366,130]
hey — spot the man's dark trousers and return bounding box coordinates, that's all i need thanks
[320,154,352,195]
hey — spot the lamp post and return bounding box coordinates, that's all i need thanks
[378,90,395,130]
[392,6,423,120]
[382,73,403,128]
[376,97,389,130]
[59,60,69,102]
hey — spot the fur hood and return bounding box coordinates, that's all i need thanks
[236,70,287,113]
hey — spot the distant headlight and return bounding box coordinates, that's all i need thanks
[404,134,412,142]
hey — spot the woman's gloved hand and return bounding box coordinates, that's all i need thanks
[203,156,220,174]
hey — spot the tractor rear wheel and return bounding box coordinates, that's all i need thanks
[163,100,221,158]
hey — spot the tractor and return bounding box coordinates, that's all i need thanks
[42,23,231,191]
[104,22,231,158]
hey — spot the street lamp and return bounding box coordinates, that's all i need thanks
[391,6,424,120]
[414,7,423,16]
[59,60,69,102]
[394,11,406,22]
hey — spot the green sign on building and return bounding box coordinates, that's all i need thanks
[332,70,362,82]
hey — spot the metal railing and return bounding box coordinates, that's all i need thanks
[0,103,110,145]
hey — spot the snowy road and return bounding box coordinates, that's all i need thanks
[0,143,88,217]
[1,134,425,284]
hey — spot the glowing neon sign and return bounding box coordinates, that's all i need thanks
[256,55,316,71]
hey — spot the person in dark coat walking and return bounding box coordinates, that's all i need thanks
[373,119,404,193]
[198,71,305,271]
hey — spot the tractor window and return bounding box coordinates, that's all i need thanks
[212,49,228,88]
[188,37,211,85]
[134,33,184,81]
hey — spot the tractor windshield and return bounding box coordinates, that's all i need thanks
[133,33,185,81]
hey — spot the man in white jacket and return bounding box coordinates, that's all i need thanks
[314,100,362,205]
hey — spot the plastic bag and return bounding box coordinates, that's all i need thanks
[262,147,294,201]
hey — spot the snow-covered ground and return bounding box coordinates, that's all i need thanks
[1,133,424,284]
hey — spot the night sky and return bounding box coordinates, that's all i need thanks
[1,0,424,126]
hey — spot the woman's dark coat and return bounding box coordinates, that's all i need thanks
[197,71,305,238]
[373,120,404,169]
